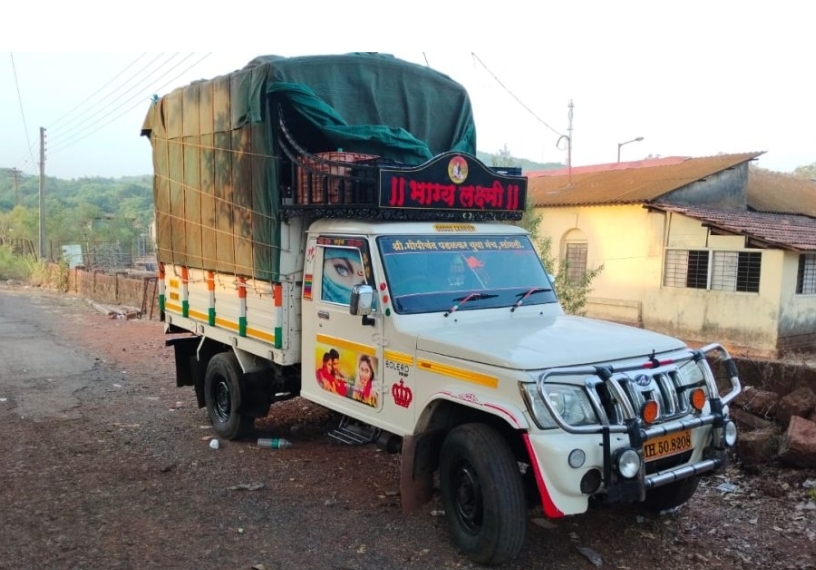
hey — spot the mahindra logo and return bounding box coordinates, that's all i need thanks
[633,374,652,387]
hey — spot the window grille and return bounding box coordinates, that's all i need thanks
[797,253,816,294]
[665,249,759,292]
[711,251,761,292]
[565,242,588,284]
[664,250,708,289]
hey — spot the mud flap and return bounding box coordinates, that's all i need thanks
[166,336,200,388]
[400,433,439,514]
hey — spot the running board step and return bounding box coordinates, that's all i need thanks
[328,415,381,446]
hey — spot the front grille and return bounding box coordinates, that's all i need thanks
[587,365,703,426]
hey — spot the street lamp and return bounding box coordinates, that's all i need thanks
[617,136,644,162]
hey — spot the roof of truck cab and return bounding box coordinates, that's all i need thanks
[305,219,529,236]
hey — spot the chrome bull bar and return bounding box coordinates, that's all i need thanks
[535,343,741,436]
[646,458,723,489]
[534,343,741,497]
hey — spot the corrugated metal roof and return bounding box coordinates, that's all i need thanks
[747,168,816,217]
[526,156,687,178]
[528,152,764,206]
[650,203,816,251]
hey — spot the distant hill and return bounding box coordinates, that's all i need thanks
[475,151,563,174]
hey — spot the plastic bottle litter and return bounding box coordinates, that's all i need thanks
[209,438,220,450]
[257,438,291,449]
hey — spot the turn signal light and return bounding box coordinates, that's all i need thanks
[690,388,707,411]
[640,400,659,424]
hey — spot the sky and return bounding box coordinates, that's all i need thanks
[2,1,813,180]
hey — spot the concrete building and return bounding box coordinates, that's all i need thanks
[528,153,816,358]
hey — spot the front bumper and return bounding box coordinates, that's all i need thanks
[529,343,741,512]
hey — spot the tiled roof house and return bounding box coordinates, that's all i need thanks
[527,152,816,357]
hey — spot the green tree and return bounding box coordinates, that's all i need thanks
[478,148,563,173]
[518,198,603,315]
[793,161,816,180]
[493,144,518,168]
[0,170,154,267]
[6,205,38,241]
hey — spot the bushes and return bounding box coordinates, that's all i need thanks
[0,247,69,291]
[0,245,33,281]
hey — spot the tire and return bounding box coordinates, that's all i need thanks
[643,476,701,512]
[439,423,527,566]
[204,352,253,440]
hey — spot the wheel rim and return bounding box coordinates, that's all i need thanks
[452,459,483,534]
[213,378,231,423]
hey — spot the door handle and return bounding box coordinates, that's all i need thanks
[317,311,330,320]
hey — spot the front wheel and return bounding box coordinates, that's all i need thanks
[439,423,527,566]
[204,352,253,440]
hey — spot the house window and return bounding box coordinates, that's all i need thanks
[664,250,708,289]
[564,242,588,284]
[797,253,816,294]
[664,249,761,293]
[711,251,761,293]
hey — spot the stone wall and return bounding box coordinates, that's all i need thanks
[733,355,816,396]
[66,268,160,320]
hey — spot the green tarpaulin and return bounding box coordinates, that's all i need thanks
[142,53,477,281]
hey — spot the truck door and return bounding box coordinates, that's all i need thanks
[300,235,384,416]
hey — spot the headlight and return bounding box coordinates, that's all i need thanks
[521,383,598,429]
[724,420,738,447]
[614,448,641,479]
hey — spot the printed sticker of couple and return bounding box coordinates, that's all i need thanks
[315,347,377,407]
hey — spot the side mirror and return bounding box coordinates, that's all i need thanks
[350,284,375,316]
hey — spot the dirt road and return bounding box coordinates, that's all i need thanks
[0,285,814,570]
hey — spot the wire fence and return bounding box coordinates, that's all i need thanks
[60,237,156,274]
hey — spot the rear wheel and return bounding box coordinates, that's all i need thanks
[204,352,253,440]
[439,423,527,566]
[643,476,701,512]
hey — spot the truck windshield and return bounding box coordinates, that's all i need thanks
[377,234,557,314]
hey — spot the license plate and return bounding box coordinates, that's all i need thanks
[643,429,692,461]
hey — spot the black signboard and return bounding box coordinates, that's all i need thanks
[379,153,527,214]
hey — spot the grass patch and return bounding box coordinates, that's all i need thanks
[0,247,69,291]
[0,245,34,281]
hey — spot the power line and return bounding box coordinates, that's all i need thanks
[49,53,181,144]
[48,53,198,151]
[48,53,149,129]
[12,152,37,174]
[49,53,205,153]
[50,53,167,137]
[470,52,563,138]
[9,53,38,170]
[49,53,213,156]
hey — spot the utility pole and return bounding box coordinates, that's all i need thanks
[39,127,46,259]
[566,99,574,171]
[11,168,20,206]
[556,100,575,185]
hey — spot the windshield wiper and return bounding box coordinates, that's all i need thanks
[511,287,552,312]
[444,293,498,317]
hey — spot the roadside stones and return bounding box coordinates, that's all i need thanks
[777,387,816,426]
[734,385,816,469]
[778,416,816,468]
[734,387,779,419]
